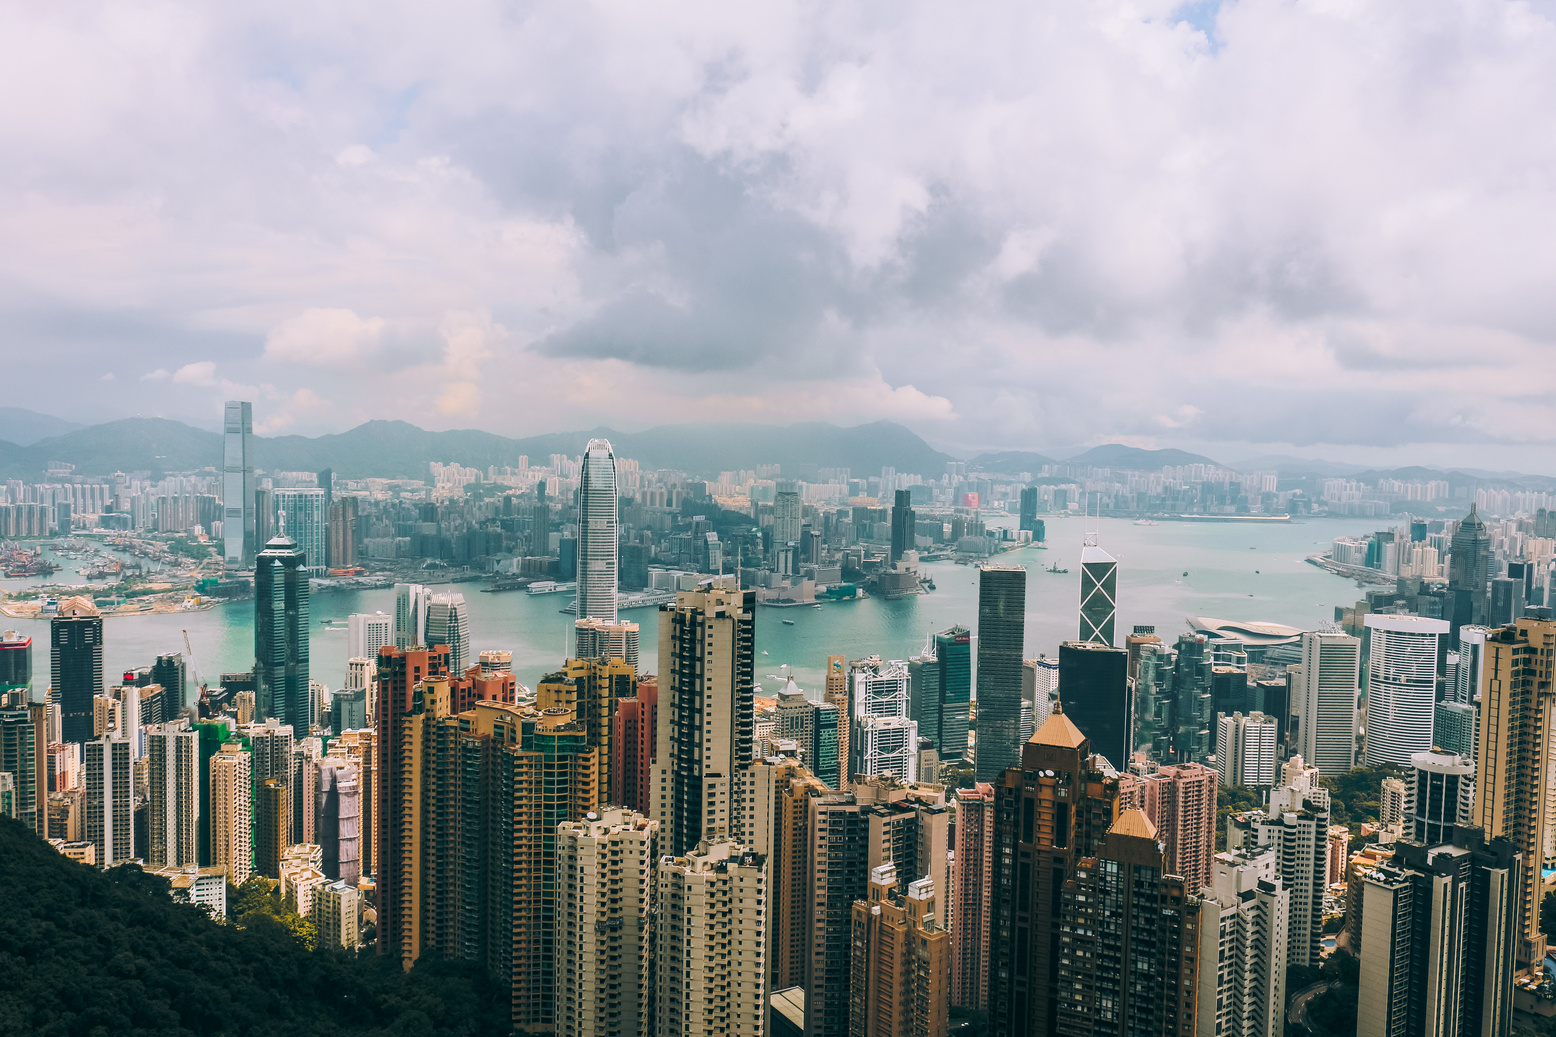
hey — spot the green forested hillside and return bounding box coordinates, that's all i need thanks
[0,819,508,1037]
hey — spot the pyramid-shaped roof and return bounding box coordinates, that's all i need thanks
[1108,808,1158,841]
[1030,708,1087,750]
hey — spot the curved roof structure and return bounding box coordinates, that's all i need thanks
[1187,616,1306,647]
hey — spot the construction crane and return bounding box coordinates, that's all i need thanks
[182,629,208,701]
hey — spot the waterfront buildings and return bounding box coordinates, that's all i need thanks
[889,489,915,565]
[1474,617,1556,969]
[425,592,472,674]
[1363,615,1449,767]
[52,597,103,745]
[1293,631,1361,776]
[975,565,1025,781]
[1057,640,1131,769]
[270,488,328,577]
[394,583,430,649]
[222,400,254,566]
[347,612,392,662]
[254,536,310,734]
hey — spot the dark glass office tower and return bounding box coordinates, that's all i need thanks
[1019,486,1039,534]
[909,626,972,762]
[52,598,103,744]
[152,652,188,718]
[1059,640,1133,768]
[0,630,32,700]
[254,535,310,734]
[890,489,915,564]
[976,566,1026,781]
[1449,504,1492,643]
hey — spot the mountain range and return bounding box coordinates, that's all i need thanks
[0,408,1550,488]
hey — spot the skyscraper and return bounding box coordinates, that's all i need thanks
[653,840,767,1037]
[555,809,658,1037]
[1197,848,1288,1037]
[271,488,328,577]
[1293,631,1361,776]
[574,617,641,669]
[849,864,950,1037]
[652,576,755,857]
[908,627,972,762]
[255,777,291,878]
[222,401,255,567]
[315,756,361,885]
[151,653,187,717]
[575,439,619,650]
[889,488,915,564]
[254,535,310,734]
[83,734,133,868]
[1228,781,1331,968]
[851,659,918,782]
[975,565,1026,781]
[0,629,32,700]
[328,495,358,570]
[393,583,430,648]
[612,678,657,815]
[52,597,103,745]
[1409,750,1474,845]
[1139,762,1219,893]
[826,654,850,789]
[772,482,803,558]
[146,720,199,868]
[1078,541,1118,645]
[1357,830,1519,1037]
[1363,615,1448,767]
[1474,617,1556,969]
[1449,504,1493,642]
[1057,640,1132,769]
[316,468,333,568]
[347,612,392,661]
[210,740,253,884]
[951,782,994,1012]
[0,705,44,834]
[1216,711,1278,787]
[425,592,471,675]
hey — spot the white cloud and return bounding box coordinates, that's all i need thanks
[172,361,218,386]
[263,308,387,369]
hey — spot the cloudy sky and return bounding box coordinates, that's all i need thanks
[5,0,1556,469]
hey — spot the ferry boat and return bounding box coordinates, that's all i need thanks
[527,581,576,595]
[782,619,795,626]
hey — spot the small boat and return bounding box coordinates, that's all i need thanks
[1182,571,1189,577]
[1047,562,1069,574]
[811,604,822,609]
[782,620,795,626]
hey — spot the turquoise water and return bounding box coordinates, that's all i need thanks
[2,517,1382,697]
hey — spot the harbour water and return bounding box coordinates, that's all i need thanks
[2,517,1394,699]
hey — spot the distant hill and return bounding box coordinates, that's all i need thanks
[0,407,84,446]
[969,450,1058,475]
[0,417,954,480]
[1065,444,1221,469]
[1224,454,1372,477]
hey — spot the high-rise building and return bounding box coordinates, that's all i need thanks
[826,654,851,789]
[1474,616,1556,969]
[313,879,361,950]
[327,728,374,879]
[951,783,995,1012]
[315,756,360,885]
[425,593,472,675]
[1293,631,1361,776]
[1216,711,1278,787]
[1139,762,1218,893]
[652,577,755,857]
[1409,750,1474,846]
[52,597,103,745]
[1227,781,1331,968]
[222,401,255,567]
[613,678,658,815]
[850,659,918,782]
[908,626,971,763]
[1363,615,1448,767]
[82,735,133,868]
[849,864,949,1037]
[555,809,658,1037]
[1434,699,1477,757]
[889,488,915,565]
[210,740,253,884]
[347,612,393,662]
[1357,829,1519,1037]
[255,777,291,878]
[1197,848,1288,1037]
[1454,625,1489,705]
[0,704,45,834]
[975,565,1026,781]
[271,488,328,577]
[393,583,430,649]
[0,629,32,700]
[316,468,333,569]
[254,536,310,733]
[328,496,358,570]
[808,790,869,1037]
[1078,541,1118,645]
[574,617,641,670]
[1448,505,1493,642]
[1018,487,1040,536]
[538,656,635,806]
[1057,640,1132,769]
[151,653,187,717]
[576,438,620,644]
[1380,777,1408,827]
[988,708,1132,1036]
[773,482,803,558]
[146,720,199,868]
[653,840,767,1037]
[1054,810,1199,1037]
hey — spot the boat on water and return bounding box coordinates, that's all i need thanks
[1135,519,1159,526]
[782,619,795,625]
[1046,562,1069,574]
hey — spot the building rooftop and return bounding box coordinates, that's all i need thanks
[1030,708,1087,750]
[1108,809,1158,842]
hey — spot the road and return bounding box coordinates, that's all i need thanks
[1288,980,1335,1036]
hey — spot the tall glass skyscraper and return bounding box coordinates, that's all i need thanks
[1449,505,1492,643]
[575,439,619,658]
[52,596,103,745]
[1362,614,1448,767]
[222,401,254,567]
[393,583,429,649]
[254,535,310,734]
[1058,640,1132,768]
[1079,543,1118,645]
[425,593,471,674]
[271,488,328,577]
[909,626,972,762]
[976,565,1026,781]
